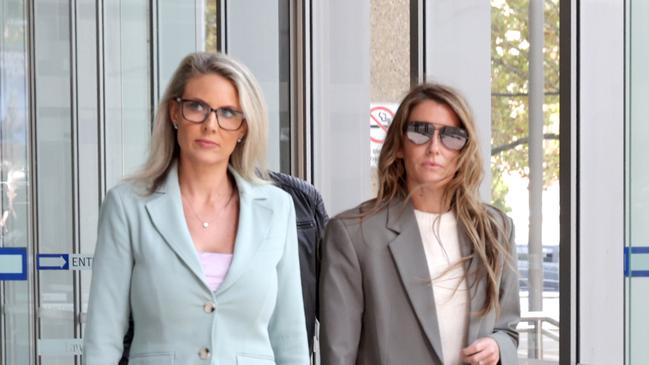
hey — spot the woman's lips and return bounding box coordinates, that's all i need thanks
[423,161,443,168]
[195,139,218,148]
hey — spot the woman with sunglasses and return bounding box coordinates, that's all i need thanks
[83,52,309,364]
[320,83,520,365]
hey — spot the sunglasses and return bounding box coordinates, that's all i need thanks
[405,121,468,150]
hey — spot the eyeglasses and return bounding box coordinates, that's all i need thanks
[175,97,245,131]
[405,121,468,150]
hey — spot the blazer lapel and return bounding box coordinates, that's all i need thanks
[458,221,487,345]
[145,164,206,288]
[214,168,272,295]
[386,200,445,363]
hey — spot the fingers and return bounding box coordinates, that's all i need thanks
[461,337,500,365]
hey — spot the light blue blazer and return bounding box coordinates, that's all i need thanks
[83,164,309,365]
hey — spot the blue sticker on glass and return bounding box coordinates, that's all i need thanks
[0,247,28,280]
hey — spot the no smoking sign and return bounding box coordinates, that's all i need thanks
[369,103,397,167]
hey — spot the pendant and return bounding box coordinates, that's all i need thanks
[202,222,209,229]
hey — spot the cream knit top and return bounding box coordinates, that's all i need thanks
[414,210,469,365]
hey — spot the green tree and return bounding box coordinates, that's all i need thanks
[205,1,218,52]
[490,0,560,212]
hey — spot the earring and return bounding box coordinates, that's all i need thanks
[172,123,178,130]
[237,137,243,143]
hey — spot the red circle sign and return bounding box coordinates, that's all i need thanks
[369,105,394,143]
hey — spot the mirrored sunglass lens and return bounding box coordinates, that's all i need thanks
[406,131,431,145]
[440,133,467,150]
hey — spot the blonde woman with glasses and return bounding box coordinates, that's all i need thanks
[83,52,309,365]
[320,83,520,365]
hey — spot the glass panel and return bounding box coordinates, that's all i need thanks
[490,0,560,362]
[104,0,151,187]
[626,0,649,364]
[278,0,290,173]
[311,1,371,215]
[33,0,75,363]
[314,0,409,215]
[157,0,219,100]
[77,0,99,341]
[82,0,152,337]
[204,0,218,53]
[226,0,289,173]
[0,0,32,364]
[31,1,151,363]
[369,0,409,192]
[158,1,200,107]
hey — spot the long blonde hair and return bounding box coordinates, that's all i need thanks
[131,52,268,192]
[371,83,512,316]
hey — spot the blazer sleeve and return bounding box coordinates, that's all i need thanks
[268,198,310,364]
[82,188,133,365]
[319,217,363,365]
[489,216,521,365]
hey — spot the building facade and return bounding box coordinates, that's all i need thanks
[0,0,645,364]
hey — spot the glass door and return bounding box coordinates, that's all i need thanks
[1,1,33,364]
[2,0,153,363]
[626,0,649,363]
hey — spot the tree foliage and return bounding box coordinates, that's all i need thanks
[205,1,218,52]
[490,0,560,212]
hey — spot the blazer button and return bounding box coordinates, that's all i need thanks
[203,302,216,313]
[198,347,211,360]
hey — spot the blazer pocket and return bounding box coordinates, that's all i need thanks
[237,353,275,365]
[128,351,174,365]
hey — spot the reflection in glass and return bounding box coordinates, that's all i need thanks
[34,1,75,364]
[204,0,218,52]
[490,0,560,362]
[626,1,649,364]
[1,0,32,363]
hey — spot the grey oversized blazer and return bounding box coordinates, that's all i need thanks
[319,199,520,365]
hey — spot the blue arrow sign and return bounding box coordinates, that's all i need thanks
[0,247,28,280]
[37,254,69,270]
[624,246,649,277]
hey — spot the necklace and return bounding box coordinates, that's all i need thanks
[181,188,236,229]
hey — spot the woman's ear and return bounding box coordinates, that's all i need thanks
[395,147,404,159]
[168,100,180,124]
[238,122,248,143]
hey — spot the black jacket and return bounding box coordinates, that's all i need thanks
[120,172,327,363]
[269,171,328,353]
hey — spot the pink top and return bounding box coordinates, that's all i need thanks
[198,252,233,292]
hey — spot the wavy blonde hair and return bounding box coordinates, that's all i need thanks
[370,83,512,316]
[131,52,268,192]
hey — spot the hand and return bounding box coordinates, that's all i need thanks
[461,337,500,365]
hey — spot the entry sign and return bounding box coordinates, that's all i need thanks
[0,247,28,281]
[37,253,69,270]
[37,254,93,271]
[70,254,93,270]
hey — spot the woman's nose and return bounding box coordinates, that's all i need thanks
[427,131,442,154]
